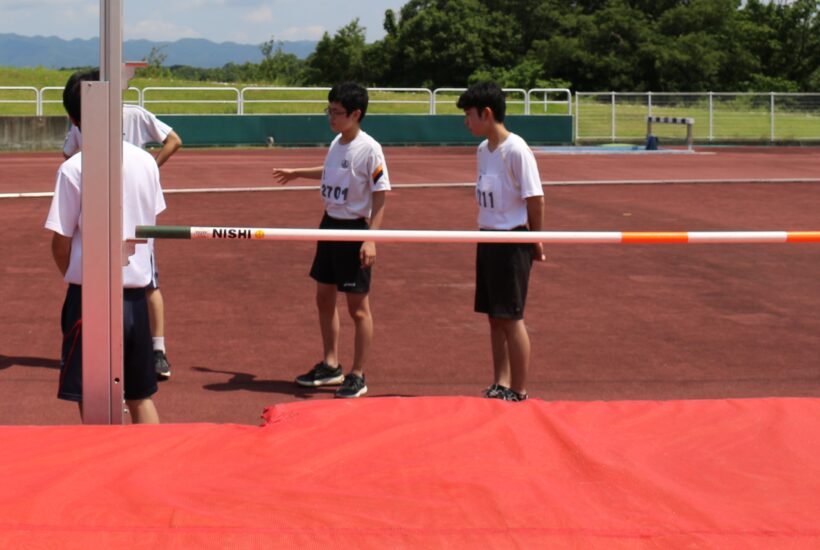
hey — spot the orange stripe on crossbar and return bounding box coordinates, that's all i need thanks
[786,231,820,243]
[621,232,690,244]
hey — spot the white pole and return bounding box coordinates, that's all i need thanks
[770,92,776,143]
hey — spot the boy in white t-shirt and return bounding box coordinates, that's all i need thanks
[457,81,546,402]
[45,69,166,423]
[63,83,182,383]
[272,82,390,398]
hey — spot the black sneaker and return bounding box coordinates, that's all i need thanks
[500,388,529,402]
[154,350,171,381]
[334,373,367,398]
[484,383,508,398]
[295,362,344,387]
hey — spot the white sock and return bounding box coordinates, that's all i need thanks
[152,337,166,353]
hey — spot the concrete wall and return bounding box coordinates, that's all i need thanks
[0,117,68,151]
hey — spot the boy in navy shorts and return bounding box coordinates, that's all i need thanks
[272,82,390,398]
[63,90,182,382]
[45,69,166,423]
[457,82,545,402]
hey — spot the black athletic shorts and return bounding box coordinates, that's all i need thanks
[58,284,158,402]
[474,227,534,320]
[309,213,371,293]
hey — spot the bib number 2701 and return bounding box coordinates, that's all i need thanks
[321,184,348,203]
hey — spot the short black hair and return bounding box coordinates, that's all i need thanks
[456,81,506,122]
[63,69,100,127]
[328,82,369,122]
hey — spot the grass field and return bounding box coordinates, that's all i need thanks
[2,67,818,141]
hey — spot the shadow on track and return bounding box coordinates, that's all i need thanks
[0,355,60,371]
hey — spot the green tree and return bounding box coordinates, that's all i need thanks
[138,45,171,79]
[303,19,369,85]
[371,0,520,88]
[258,37,304,84]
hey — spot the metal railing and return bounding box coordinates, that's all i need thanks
[575,91,820,142]
[7,86,817,141]
[0,87,40,115]
[4,86,573,117]
[36,86,142,116]
[142,86,241,114]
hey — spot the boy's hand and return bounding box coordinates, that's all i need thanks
[360,241,376,267]
[272,168,297,184]
[532,242,546,261]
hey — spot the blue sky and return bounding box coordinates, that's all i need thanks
[0,0,407,44]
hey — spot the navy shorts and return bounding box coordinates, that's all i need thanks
[309,213,371,293]
[58,284,158,402]
[474,228,534,320]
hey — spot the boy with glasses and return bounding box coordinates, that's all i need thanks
[272,82,390,398]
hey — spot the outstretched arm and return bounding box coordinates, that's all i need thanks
[272,166,324,184]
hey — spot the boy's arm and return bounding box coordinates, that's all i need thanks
[272,166,324,184]
[50,232,72,276]
[155,130,182,168]
[526,195,546,261]
[360,190,386,267]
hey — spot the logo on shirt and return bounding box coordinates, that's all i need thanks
[341,159,350,169]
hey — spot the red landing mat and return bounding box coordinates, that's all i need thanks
[1,397,819,548]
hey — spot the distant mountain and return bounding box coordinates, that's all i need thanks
[0,33,317,68]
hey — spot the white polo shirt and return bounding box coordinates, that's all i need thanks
[63,104,173,156]
[475,133,543,230]
[45,142,166,288]
[321,131,390,220]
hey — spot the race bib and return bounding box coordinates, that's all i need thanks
[476,173,506,211]
[321,166,351,205]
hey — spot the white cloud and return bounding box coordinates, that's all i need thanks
[126,20,201,41]
[170,0,260,10]
[278,25,325,40]
[1,0,84,8]
[242,5,273,23]
[59,4,97,22]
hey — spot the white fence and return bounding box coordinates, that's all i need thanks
[1,86,573,117]
[4,86,819,141]
[575,92,820,142]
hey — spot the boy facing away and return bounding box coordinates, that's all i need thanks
[45,69,166,423]
[457,81,545,402]
[63,96,182,382]
[272,82,390,398]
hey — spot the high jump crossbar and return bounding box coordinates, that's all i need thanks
[135,226,820,244]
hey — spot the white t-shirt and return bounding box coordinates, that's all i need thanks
[63,104,173,157]
[45,142,166,287]
[475,133,543,230]
[321,131,390,220]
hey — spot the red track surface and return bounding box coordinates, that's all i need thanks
[1,146,819,424]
